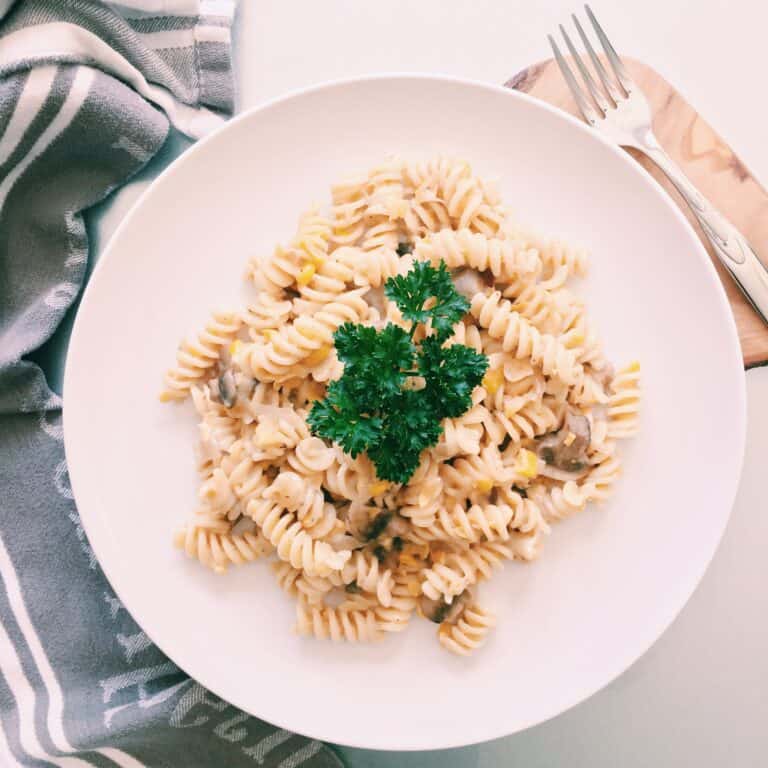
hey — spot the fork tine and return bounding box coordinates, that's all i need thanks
[572,14,623,103]
[548,34,599,125]
[559,24,609,114]
[584,4,635,94]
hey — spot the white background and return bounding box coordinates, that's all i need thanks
[95,1,768,765]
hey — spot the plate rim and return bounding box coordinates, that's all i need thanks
[63,72,747,750]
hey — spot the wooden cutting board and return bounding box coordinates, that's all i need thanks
[506,58,768,369]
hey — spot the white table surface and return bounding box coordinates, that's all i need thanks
[86,1,768,765]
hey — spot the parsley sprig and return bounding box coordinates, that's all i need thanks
[308,260,488,483]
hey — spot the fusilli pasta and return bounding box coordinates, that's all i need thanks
[162,156,640,655]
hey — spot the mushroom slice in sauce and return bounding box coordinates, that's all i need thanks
[345,503,375,541]
[535,409,591,476]
[217,369,238,408]
[386,515,410,539]
[363,510,393,541]
[420,590,470,624]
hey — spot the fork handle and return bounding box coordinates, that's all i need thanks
[640,143,768,324]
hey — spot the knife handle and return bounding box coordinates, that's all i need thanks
[642,143,768,325]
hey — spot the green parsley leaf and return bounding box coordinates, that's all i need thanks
[307,380,382,457]
[367,443,422,484]
[423,261,471,341]
[396,389,445,453]
[333,323,380,366]
[372,324,415,372]
[384,260,436,326]
[384,261,469,341]
[333,322,414,406]
[364,390,443,482]
[308,259,489,483]
[418,336,489,418]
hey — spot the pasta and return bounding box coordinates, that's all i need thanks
[175,524,273,574]
[160,311,242,402]
[163,156,640,656]
[437,603,496,656]
[295,599,382,643]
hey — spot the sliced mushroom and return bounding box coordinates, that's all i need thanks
[420,590,470,624]
[217,369,237,408]
[387,515,410,538]
[322,488,337,504]
[235,371,257,400]
[345,503,375,540]
[363,510,393,541]
[535,409,591,474]
[536,464,589,482]
[369,541,400,570]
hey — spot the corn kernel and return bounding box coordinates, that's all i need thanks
[334,226,353,238]
[262,329,276,342]
[627,360,641,372]
[158,392,174,403]
[570,333,585,347]
[474,477,494,493]
[296,240,325,268]
[482,368,504,395]
[515,448,539,478]
[563,431,576,447]
[305,345,331,366]
[229,339,242,356]
[296,263,316,286]
[369,481,389,497]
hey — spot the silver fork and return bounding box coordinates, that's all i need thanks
[550,5,768,324]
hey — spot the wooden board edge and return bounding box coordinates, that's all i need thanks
[505,57,768,368]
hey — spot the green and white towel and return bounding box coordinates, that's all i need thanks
[0,2,342,766]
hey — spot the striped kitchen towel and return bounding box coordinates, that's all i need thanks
[0,2,342,767]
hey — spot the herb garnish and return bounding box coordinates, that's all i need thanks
[308,260,488,483]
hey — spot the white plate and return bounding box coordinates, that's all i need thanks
[64,75,746,750]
